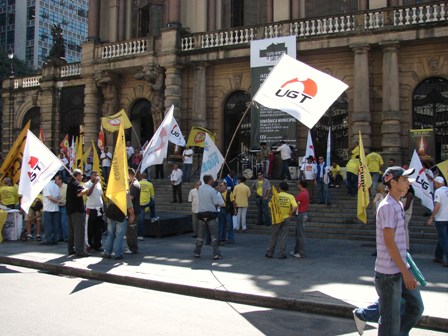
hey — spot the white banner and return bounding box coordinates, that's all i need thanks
[253,54,349,129]
[18,131,63,214]
[140,105,185,172]
[200,133,225,182]
[409,150,434,211]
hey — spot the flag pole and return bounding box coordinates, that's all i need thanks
[219,101,252,179]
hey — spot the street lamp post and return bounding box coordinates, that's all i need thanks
[8,49,14,147]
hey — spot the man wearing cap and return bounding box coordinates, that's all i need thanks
[427,176,448,267]
[301,155,317,203]
[252,171,271,226]
[374,166,424,335]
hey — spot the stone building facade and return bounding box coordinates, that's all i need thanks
[1,0,448,172]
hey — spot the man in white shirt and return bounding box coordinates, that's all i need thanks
[100,146,112,182]
[170,163,183,203]
[301,155,317,203]
[275,141,292,180]
[84,170,104,251]
[126,141,134,165]
[182,146,194,182]
[41,177,61,245]
[188,181,201,237]
[427,176,448,267]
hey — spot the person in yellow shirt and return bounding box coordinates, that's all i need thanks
[330,162,343,188]
[366,150,384,197]
[346,156,359,196]
[0,177,18,209]
[139,173,158,240]
[265,181,297,259]
[233,176,251,232]
[24,194,43,241]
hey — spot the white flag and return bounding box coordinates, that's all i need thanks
[301,130,316,166]
[140,105,186,172]
[18,131,63,214]
[253,54,348,129]
[409,150,434,211]
[326,128,331,165]
[200,133,225,182]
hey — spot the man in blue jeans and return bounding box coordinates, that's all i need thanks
[374,166,424,336]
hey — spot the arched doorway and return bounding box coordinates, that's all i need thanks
[413,77,448,162]
[22,106,41,137]
[223,90,251,173]
[312,92,349,164]
[130,98,153,147]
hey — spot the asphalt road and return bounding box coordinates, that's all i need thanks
[1,264,444,336]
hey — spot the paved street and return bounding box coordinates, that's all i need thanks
[0,233,447,334]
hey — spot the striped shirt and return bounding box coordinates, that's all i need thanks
[375,194,408,274]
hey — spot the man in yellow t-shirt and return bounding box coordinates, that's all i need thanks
[346,156,359,196]
[330,162,343,188]
[265,181,297,259]
[139,173,158,240]
[0,177,18,209]
[366,150,384,197]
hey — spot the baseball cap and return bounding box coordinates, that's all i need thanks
[382,166,415,184]
[434,176,446,184]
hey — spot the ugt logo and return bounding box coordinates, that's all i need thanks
[275,77,318,103]
[27,156,43,182]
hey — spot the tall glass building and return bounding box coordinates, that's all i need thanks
[0,0,88,69]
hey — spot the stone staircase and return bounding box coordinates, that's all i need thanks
[150,179,438,245]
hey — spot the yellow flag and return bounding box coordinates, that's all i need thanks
[186,126,215,148]
[0,120,31,184]
[91,140,105,188]
[83,144,92,164]
[101,109,132,132]
[76,135,84,170]
[105,122,129,215]
[437,160,448,182]
[269,186,283,225]
[357,131,372,224]
[0,210,7,242]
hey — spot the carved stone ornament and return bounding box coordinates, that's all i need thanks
[428,58,439,73]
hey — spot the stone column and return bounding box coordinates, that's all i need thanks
[118,0,126,41]
[207,0,216,31]
[167,0,181,27]
[266,0,274,23]
[87,0,100,41]
[193,63,208,128]
[350,44,371,148]
[125,0,132,40]
[83,77,100,146]
[108,0,119,42]
[291,0,301,19]
[164,65,183,124]
[40,65,58,151]
[380,41,401,157]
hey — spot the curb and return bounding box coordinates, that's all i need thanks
[1,255,446,332]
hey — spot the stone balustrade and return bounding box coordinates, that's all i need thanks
[100,38,148,59]
[12,76,42,89]
[60,63,81,77]
[181,1,447,51]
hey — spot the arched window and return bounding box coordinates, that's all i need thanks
[130,98,153,147]
[413,77,448,162]
[312,92,349,164]
[223,90,251,172]
[22,106,41,137]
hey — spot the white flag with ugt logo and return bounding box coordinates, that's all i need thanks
[18,131,64,214]
[253,54,349,129]
[140,105,186,173]
[409,150,434,211]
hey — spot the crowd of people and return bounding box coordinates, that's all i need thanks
[1,139,447,336]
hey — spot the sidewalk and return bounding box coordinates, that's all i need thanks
[0,233,446,331]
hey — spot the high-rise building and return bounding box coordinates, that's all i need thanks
[0,0,88,68]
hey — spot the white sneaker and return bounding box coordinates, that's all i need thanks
[353,309,366,335]
[292,253,302,258]
[137,236,144,241]
[124,248,133,254]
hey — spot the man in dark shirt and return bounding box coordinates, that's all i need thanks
[66,169,89,258]
[126,168,141,253]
